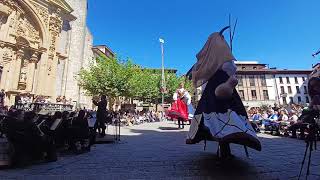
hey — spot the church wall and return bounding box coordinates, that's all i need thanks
[0,0,95,109]
[79,26,93,109]
[63,0,88,107]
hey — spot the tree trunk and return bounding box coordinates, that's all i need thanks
[108,97,115,110]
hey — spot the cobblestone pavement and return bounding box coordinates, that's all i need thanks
[0,121,320,180]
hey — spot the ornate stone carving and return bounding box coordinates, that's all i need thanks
[1,46,13,65]
[30,2,49,27]
[47,10,62,71]
[49,11,62,35]
[0,0,18,13]
[16,49,24,60]
[30,52,39,63]
[16,16,40,43]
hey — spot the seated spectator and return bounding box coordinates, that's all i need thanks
[288,110,309,139]
[272,110,289,136]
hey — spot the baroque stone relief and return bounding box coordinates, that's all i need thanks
[1,46,14,65]
[0,0,18,14]
[15,15,41,46]
[30,1,49,27]
[47,8,63,71]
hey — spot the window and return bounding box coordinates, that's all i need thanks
[298,96,301,103]
[279,77,283,84]
[302,77,306,82]
[280,86,285,94]
[260,75,267,86]
[251,90,257,99]
[306,96,309,103]
[237,75,243,86]
[287,86,292,94]
[286,77,290,84]
[289,97,294,103]
[239,90,244,100]
[282,97,287,104]
[263,90,269,100]
[242,66,246,70]
[249,76,255,86]
[296,86,300,94]
[253,66,257,70]
[295,77,298,84]
[304,86,307,94]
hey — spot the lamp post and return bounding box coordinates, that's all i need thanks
[159,38,165,111]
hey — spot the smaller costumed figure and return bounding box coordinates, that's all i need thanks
[166,83,194,129]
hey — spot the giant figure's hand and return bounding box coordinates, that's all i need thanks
[215,76,238,98]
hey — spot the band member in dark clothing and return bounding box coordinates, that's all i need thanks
[0,89,5,107]
[14,93,21,108]
[93,95,107,137]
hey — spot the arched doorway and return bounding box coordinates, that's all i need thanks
[0,0,46,106]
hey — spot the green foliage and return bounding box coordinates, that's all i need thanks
[78,56,193,104]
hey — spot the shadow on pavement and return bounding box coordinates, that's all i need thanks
[158,126,181,130]
[1,122,319,180]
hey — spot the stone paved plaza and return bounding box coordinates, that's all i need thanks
[0,121,320,180]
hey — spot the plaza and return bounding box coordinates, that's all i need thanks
[1,121,319,180]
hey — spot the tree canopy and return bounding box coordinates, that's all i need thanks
[78,56,193,105]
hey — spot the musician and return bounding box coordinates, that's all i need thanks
[0,89,5,107]
[93,95,107,137]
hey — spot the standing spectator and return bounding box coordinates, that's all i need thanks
[14,93,21,108]
[61,96,67,104]
[93,95,107,137]
[56,96,62,103]
[68,98,72,105]
[0,89,5,107]
[273,103,280,112]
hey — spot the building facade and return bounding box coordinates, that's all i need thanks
[194,61,313,108]
[0,0,93,108]
[274,74,310,105]
[236,61,312,107]
[236,62,277,107]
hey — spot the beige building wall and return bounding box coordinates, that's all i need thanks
[0,0,94,109]
[236,74,276,107]
[78,27,94,109]
[0,0,75,106]
[62,0,88,108]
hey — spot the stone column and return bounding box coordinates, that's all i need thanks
[11,49,23,90]
[0,46,13,91]
[26,53,38,92]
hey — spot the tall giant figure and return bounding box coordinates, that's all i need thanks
[186,30,261,158]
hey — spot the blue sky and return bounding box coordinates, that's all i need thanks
[87,0,320,74]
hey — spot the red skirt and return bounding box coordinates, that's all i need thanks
[166,99,188,121]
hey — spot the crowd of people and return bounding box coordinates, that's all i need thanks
[0,89,73,108]
[248,103,317,139]
[118,110,166,126]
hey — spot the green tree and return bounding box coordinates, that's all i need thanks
[78,56,194,108]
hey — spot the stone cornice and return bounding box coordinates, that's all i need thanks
[48,0,73,14]
[0,40,46,53]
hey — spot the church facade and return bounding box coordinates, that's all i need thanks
[0,0,93,108]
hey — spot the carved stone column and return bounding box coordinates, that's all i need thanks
[11,49,23,90]
[0,46,13,91]
[26,52,38,92]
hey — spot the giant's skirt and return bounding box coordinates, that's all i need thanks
[166,99,189,121]
[187,70,261,151]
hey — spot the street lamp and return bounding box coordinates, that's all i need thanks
[159,38,165,111]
